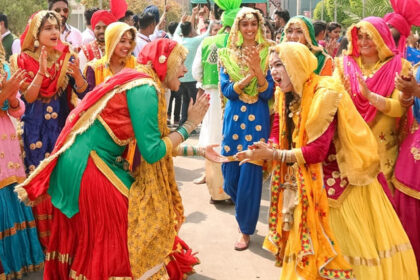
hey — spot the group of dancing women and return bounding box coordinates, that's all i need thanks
[0,0,420,279]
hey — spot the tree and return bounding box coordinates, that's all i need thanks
[313,0,392,27]
[80,0,183,25]
[0,0,47,35]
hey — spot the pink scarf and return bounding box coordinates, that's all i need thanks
[384,0,420,56]
[344,17,402,123]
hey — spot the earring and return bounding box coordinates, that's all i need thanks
[34,39,39,48]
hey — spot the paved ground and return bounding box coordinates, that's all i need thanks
[24,136,280,280]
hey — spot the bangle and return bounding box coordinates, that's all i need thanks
[9,100,20,110]
[175,130,185,142]
[37,71,46,77]
[183,145,188,156]
[400,94,414,102]
[176,126,189,141]
[75,79,88,92]
[183,120,197,134]
[281,150,286,162]
[199,147,205,157]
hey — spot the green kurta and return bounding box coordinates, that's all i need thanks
[48,84,168,218]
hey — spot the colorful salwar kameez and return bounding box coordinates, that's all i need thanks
[334,17,411,191]
[218,8,274,235]
[267,42,417,280]
[0,56,44,278]
[11,11,88,248]
[392,64,420,269]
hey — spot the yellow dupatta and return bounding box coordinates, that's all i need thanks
[84,22,137,85]
[265,42,368,279]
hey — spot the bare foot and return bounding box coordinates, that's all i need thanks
[234,233,250,251]
[193,174,206,184]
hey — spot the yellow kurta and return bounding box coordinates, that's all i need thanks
[334,57,411,190]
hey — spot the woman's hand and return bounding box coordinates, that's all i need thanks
[243,46,261,73]
[325,38,339,56]
[38,46,48,75]
[356,74,370,99]
[186,92,210,126]
[67,56,82,79]
[395,72,420,98]
[204,144,228,163]
[235,141,273,165]
[1,69,26,100]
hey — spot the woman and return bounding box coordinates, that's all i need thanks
[392,64,420,269]
[84,21,137,91]
[334,17,412,191]
[16,39,213,279]
[282,16,333,76]
[218,7,274,250]
[237,42,418,280]
[0,43,44,278]
[11,10,88,248]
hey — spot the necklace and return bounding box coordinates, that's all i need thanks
[359,57,383,79]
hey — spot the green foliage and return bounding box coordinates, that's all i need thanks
[313,0,393,27]
[0,0,47,35]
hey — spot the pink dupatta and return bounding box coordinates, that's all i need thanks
[344,17,402,123]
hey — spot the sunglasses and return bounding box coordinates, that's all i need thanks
[54,8,69,13]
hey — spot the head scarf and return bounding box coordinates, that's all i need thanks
[137,38,187,82]
[91,0,127,30]
[343,17,402,122]
[17,11,72,98]
[272,42,318,97]
[218,7,270,97]
[91,10,117,30]
[384,0,420,56]
[281,16,329,75]
[214,0,241,28]
[103,22,136,64]
[143,5,160,24]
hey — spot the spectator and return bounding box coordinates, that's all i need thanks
[210,20,222,36]
[133,12,156,57]
[173,7,213,126]
[144,5,169,40]
[167,21,179,39]
[48,0,83,51]
[274,28,283,44]
[264,19,275,41]
[324,22,341,57]
[79,9,117,70]
[313,20,327,42]
[119,10,135,26]
[0,13,20,61]
[81,8,99,45]
[273,9,290,30]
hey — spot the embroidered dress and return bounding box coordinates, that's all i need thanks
[0,50,44,279]
[17,40,198,280]
[16,70,150,279]
[281,16,334,76]
[334,17,412,191]
[267,42,418,280]
[218,8,274,235]
[392,63,420,269]
[11,11,88,248]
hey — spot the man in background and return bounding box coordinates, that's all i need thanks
[0,13,20,61]
[81,8,99,45]
[49,0,83,51]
